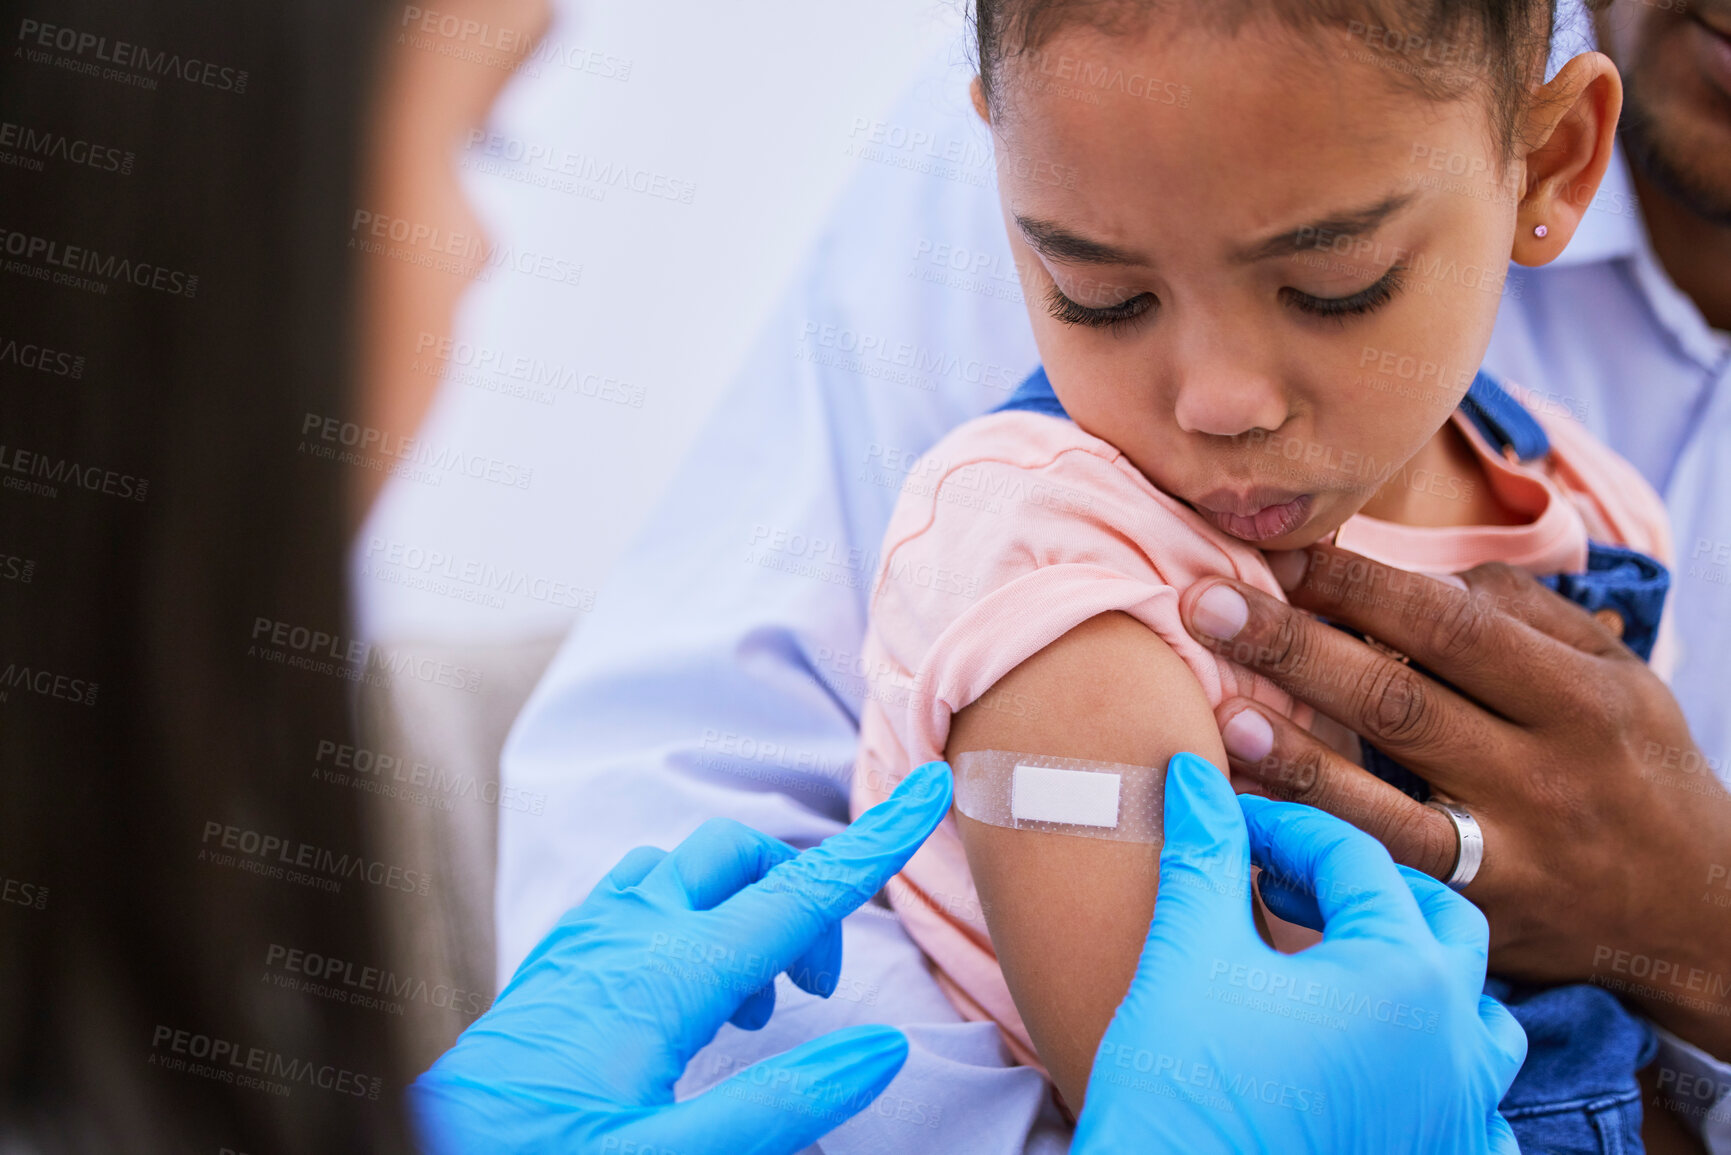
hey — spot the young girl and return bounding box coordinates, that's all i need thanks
[852,0,1680,1149]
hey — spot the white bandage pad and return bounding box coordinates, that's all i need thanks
[952,750,1164,844]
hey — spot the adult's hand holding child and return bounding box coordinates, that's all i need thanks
[1180,541,1731,1058]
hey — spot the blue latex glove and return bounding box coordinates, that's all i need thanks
[1074,754,1528,1154]
[410,759,953,1155]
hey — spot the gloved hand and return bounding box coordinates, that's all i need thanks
[1073,753,1527,1154]
[410,759,953,1155]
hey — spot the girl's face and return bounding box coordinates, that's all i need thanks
[987,17,1520,548]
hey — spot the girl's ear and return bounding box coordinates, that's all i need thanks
[970,75,992,125]
[1511,51,1623,268]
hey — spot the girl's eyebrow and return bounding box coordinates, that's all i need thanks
[1232,192,1417,264]
[1014,215,1147,266]
[1016,190,1417,269]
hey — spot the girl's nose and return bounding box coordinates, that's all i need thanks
[1172,369,1289,438]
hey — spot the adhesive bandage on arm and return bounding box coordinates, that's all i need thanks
[951,750,1165,844]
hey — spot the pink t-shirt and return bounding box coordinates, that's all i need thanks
[850,390,1674,1071]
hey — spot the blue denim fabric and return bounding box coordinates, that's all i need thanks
[1487,979,1659,1155]
[996,366,1665,1154]
[1538,543,1671,663]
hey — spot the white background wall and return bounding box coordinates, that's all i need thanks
[356,0,972,642]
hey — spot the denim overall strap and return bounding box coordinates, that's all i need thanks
[1458,375,1673,662]
[1539,544,1671,663]
[1460,370,1551,462]
[994,365,1067,418]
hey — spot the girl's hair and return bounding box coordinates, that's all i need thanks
[0,0,412,1149]
[975,0,1603,160]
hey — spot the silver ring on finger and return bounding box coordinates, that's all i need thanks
[1424,800,1484,891]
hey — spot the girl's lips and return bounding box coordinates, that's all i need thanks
[1198,493,1314,542]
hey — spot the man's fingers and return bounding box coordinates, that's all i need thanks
[1220,703,1461,879]
[1239,794,1429,944]
[1183,578,1515,791]
[639,1025,909,1155]
[1446,556,1627,659]
[1144,753,1259,958]
[1266,543,1612,719]
[717,760,953,977]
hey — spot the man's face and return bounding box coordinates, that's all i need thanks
[1597,0,1731,221]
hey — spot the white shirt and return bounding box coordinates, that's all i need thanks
[498,50,1731,1155]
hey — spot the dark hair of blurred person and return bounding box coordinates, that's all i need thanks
[0,0,417,1148]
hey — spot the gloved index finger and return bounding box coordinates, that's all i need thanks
[1239,794,1430,945]
[637,817,798,911]
[715,760,952,973]
[1144,753,1260,955]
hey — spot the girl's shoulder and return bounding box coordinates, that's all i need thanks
[878,409,1265,580]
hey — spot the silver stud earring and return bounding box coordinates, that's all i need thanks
[1533,224,1549,238]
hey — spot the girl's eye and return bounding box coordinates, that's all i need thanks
[1044,284,1157,332]
[1283,265,1406,320]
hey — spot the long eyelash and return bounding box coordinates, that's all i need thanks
[1044,283,1157,333]
[1284,265,1407,321]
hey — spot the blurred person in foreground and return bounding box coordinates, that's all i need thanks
[0,0,545,1148]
